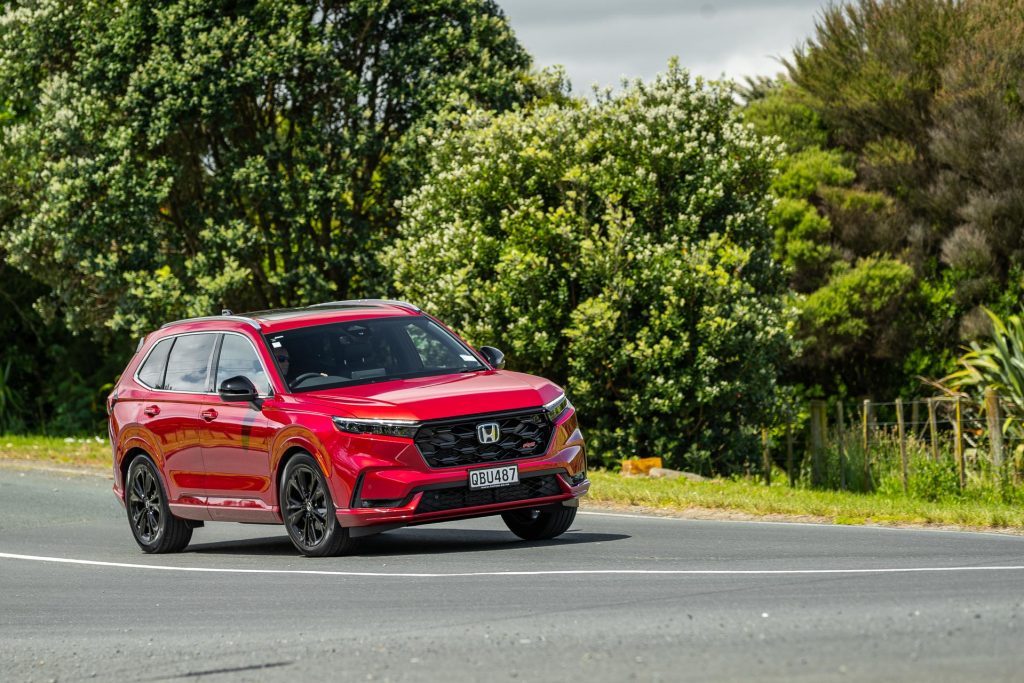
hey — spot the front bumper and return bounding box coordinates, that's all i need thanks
[336,472,589,529]
[333,409,588,529]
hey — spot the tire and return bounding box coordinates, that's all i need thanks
[501,505,577,541]
[280,453,353,557]
[126,455,193,554]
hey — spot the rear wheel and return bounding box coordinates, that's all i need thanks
[281,454,353,557]
[501,505,577,541]
[126,455,192,553]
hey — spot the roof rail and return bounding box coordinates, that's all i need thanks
[306,299,421,312]
[160,314,261,330]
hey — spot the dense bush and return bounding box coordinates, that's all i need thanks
[385,64,792,473]
[0,0,537,337]
[741,0,1024,400]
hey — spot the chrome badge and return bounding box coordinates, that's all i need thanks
[476,422,501,444]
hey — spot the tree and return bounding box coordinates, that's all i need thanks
[0,0,537,336]
[930,0,1024,314]
[749,1,991,398]
[384,64,792,473]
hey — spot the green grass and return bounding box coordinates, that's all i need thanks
[0,434,110,469]
[586,470,1024,531]
[3,434,1023,531]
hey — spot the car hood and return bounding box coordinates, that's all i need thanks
[292,370,564,422]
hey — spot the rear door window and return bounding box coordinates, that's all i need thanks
[137,337,174,389]
[163,334,217,393]
[215,334,271,395]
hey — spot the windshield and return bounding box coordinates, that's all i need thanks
[267,316,488,392]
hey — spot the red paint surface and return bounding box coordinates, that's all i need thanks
[109,304,588,532]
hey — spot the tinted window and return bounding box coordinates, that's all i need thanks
[215,334,271,395]
[137,338,173,389]
[405,321,473,369]
[164,334,216,393]
[268,317,485,392]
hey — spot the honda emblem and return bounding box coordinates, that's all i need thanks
[476,422,500,444]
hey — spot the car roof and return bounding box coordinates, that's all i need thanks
[156,300,423,336]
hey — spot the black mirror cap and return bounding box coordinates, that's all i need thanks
[479,346,506,370]
[219,375,259,402]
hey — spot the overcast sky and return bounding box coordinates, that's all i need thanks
[497,0,831,93]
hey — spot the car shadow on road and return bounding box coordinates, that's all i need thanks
[358,528,630,557]
[185,528,630,558]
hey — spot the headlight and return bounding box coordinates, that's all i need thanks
[332,417,420,438]
[544,393,572,422]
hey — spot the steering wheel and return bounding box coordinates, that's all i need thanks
[291,372,324,386]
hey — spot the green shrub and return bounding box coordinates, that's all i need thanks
[384,63,792,473]
[906,456,960,501]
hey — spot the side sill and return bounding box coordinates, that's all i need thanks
[168,503,213,521]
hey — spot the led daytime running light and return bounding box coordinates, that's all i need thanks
[332,417,419,438]
[543,393,572,422]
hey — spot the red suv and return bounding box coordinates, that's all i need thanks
[108,300,588,556]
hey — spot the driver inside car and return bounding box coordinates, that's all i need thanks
[273,345,290,380]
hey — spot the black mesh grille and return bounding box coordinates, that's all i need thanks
[416,475,563,514]
[414,409,554,468]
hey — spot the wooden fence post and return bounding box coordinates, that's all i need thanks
[762,428,771,486]
[862,399,872,487]
[985,388,1004,469]
[911,400,920,438]
[954,396,965,490]
[810,400,825,487]
[896,397,907,493]
[927,398,939,461]
[837,401,846,491]
[786,408,795,488]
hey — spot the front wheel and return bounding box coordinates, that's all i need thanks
[501,505,577,541]
[281,454,353,557]
[126,455,192,553]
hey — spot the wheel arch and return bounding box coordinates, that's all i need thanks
[271,427,349,508]
[120,446,161,499]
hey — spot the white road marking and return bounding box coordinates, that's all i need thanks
[1,552,1023,578]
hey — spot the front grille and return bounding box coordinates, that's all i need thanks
[416,475,563,514]
[415,409,554,468]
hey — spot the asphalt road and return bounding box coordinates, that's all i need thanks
[2,465,1024,683]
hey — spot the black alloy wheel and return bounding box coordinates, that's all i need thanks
[281,453,353,557]
[501,505,577,541]
[126,455,192,553]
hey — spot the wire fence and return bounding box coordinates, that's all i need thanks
[760,390,1023,496]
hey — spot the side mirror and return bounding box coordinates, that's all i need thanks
[479,346,506,370]
[219,375,260,405]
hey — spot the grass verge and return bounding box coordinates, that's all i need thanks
[0,435,110,470]
[3,436,1023,532]
[586,470,1024,531]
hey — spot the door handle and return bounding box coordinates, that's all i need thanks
[144,405,160,417]
[201,408,218,422]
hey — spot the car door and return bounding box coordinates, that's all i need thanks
[148,332,218,509]
[200,332,277,521]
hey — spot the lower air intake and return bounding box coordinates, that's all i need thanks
[416,475,562,514]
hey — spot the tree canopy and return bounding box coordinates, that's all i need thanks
[385,64,791,472]
[743,0,1024,399]
[0,0,537,336]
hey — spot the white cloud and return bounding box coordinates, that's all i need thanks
[498,0,827,91]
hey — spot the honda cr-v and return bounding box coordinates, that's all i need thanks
[108,300,588,556]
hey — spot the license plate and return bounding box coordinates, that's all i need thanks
[468,464,519,490]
